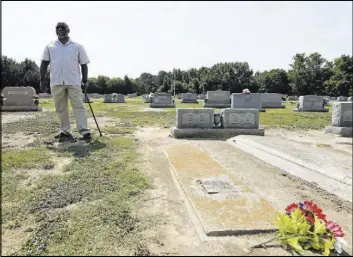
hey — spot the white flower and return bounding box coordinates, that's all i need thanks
[334,237,347,254]
[242,88,250,94]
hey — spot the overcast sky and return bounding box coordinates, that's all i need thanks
[2,1,352,78]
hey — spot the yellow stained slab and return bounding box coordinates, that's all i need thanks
[164,144,277,235]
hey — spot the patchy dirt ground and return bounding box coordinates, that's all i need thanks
[2,110,352,256]
[134,127,352,256]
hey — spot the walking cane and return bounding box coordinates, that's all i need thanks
[84,87,103,137]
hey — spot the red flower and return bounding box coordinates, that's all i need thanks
[302,201,327,223]
[285,203,299,213]
[326,221,344,238]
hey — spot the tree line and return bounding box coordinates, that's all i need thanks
[1,53,352,96]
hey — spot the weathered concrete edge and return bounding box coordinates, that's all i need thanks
[161,145,278,238]
[171,128,265,138]
[227,137,352,202]
[325,126,353,137]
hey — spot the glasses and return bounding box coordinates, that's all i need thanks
[56,25,67,30]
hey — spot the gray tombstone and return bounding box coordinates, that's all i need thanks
[181,93,198,103]
[287,96,298,101]
[293,95,328,112]
[142,94,152,103]
[103,94,114,103]
[231,93,265,112]
[82,94,93,103]
[39,93,51,98]
[221,108,259,129]
[176,108,214,128]
[204,91,231,108]
[325,102,352,137]
[198,93,207,100]
[337,96,348,101]
[116,94,126,103]
[1,86,41,111]
[261,93,285,108]
[150,92,175,108]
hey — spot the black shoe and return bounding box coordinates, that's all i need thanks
[80,133,92,142]
[55,132,76,142]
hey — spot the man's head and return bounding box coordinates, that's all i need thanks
[56,22,70,39]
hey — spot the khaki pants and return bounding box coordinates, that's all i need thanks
[51,85,90,136]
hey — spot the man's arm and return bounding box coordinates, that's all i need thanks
[81,64,88,84]
[40,61,50,82]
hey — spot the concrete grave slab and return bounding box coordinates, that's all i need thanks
[163,144,277,236]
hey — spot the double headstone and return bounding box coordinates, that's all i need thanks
[204,91,231,108]
[293,95,328,112]
[150,92,175,108]
[261,93,285,108]
[325,102,352,137]
[171,108,264,138]
[1,87,41,111]
[231,93,265,112]
[181,93,198,103]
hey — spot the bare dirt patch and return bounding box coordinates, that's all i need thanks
[20,157,73,189]
[1,112,37,124]
[134,127,352,256]
[2,132,37,148]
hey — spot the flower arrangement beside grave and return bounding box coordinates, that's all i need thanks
[252,201,346,256]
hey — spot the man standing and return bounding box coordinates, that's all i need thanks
[40,22,92,142]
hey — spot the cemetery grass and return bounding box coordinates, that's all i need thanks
[40,97,332,130]
[2,97,335,255]
[2,112,163,256]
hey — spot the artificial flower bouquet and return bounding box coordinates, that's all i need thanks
[277,201,347,256]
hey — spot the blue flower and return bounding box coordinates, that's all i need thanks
[299,202,304,209]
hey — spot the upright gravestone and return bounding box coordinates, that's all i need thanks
[293,95,328,112]
[103,93,125,103]
[116,94,126,103]
[337,96,348,101]
[261,93,285,108]
[103,94,114,103]
[198,93,207,100]
[220,108,260,129]
[204,91,231,108]
[231,93,265,112]
[39,93,51,98]
[150,92,175,108]
[181,93,198,103]
[142,94,152,103]
[287,96,298,101]
[325,102,352,137]
[1,87,41,112]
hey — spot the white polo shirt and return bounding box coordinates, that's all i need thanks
[41,38,90,86]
